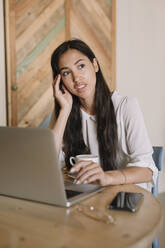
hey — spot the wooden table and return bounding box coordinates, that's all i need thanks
[0,184,164,248]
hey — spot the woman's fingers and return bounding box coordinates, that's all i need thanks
[70,160,107,185]
[52,74,61,97]
[76,162,98,179]
[52,75,72,111]
[85,173,101,184]
[70,160,92,173]
[70,161,105,185]
[75,166,101,184]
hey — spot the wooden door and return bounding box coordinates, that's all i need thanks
[5,0,116,127]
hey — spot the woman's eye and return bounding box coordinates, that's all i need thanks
[62,71,70,77]
[78,64,85,69]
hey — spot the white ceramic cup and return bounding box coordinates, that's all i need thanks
[69,154,99,166]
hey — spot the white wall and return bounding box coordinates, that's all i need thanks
[0,0,7,126]
[116,0,165,192]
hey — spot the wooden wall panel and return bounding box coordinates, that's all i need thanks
[5,0,17,126]
[5,0,115,127]
[15,0,65,127]
[70,0,115,90]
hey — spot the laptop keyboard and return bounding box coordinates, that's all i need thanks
[65,189,82,199]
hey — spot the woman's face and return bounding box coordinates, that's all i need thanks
[58,49,98,101]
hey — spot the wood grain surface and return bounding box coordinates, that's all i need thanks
[0,184,163,248]
[5,0,115,127]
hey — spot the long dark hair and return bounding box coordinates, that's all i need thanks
[51,39,118,171]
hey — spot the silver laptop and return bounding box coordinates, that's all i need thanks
[0,127,103,207]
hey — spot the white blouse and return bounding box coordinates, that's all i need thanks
[58,90,158,191]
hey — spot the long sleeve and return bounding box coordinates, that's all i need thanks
[119,96,158,190]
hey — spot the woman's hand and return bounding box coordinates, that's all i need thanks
[70,161,109,186]
[52,74,73,113]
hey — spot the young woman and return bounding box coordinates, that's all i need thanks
[50,39,157,191]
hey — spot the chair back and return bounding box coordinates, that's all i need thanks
[39,113,52,128]
[152,147,164,248]
[152,146,163,171]
[152,146,164,197]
